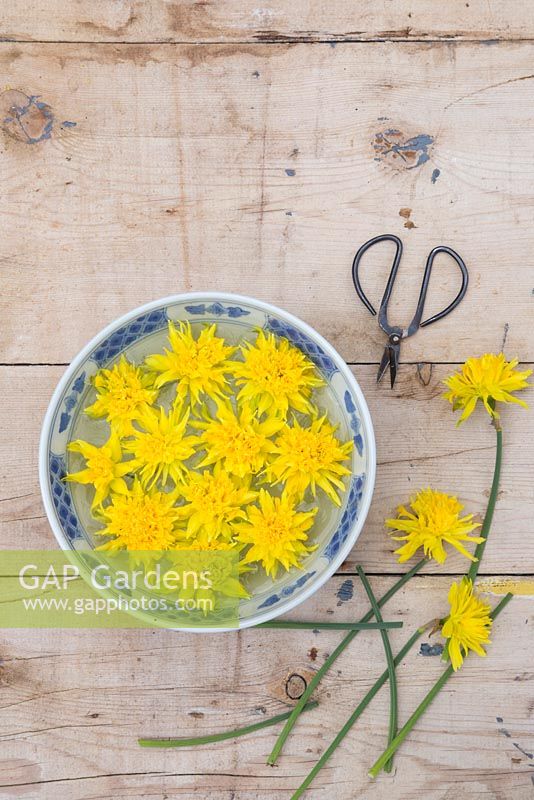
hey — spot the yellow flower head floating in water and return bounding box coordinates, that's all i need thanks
[96,479,182,552]
[85,356,158,437]
[65,430,131,509]
[145,321,235,405]
[231,330,324,418]
[193,400,284,478]
[123,402,198,488]
[386,488,483,565]
[233,489,317,579]
[266,415,353,506]
[444,353,531,425]
[169,540,250,602]
[441,577,492,671]
[66,323,355,591]
[177,462,257,542]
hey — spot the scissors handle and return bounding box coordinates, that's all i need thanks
[351,234,402,321]
[413,245,468,333]
[351,234,469,338]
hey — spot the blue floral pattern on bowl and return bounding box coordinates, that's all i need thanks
[258,571,317,609]
[92,309,169,367]
[344,390,364,457]
[49,454,86,543]
[185,302,251,318]
[41,294,374,629]
[324,473,365,561]
[58,372,86,434]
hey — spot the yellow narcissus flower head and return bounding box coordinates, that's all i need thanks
[444,353,531,425]
[231,330,324,418]
[95,479,182,552]
[441,577,492,670]
[233,489,317,579]
[123,402,198,488]
[266,415,352,506]
[177,462,257,542]
[85,356,158,437]
[65,430,131,508]
[144,321,235,405]
[193,400,284,478]
[386,488,483,564]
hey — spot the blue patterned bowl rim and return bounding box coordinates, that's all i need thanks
[39,292,376,632]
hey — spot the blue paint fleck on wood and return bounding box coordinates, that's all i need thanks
[419,642,444,656]
[431,168,441,184]
[285,168,296,176]
[513,742,533,760]
[336,579,354,604]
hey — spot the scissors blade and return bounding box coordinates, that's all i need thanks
[389,342,400,388]
[376,346,390,384]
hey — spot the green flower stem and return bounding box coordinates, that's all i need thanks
[368,592,513,779]
[468,424,503,582]
[138,701,319,748]
[290,624,430,799]
[357,566,397,773]
[267,558,426,766]
[258,621,403,631]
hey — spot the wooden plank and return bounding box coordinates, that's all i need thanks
[1,1,534,43]
[0,575,532,799]
[2,365,532,574]
[2,42,534,364]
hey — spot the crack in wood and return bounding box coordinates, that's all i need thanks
[377,443,494,467]
[0,770,288,790]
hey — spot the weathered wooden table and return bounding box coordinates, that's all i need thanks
[1,3,533,798]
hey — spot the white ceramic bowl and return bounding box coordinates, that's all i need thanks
[39,293,376,630]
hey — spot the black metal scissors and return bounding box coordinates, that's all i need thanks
[351,234,468,388]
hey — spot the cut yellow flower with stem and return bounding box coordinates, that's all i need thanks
[122,402,198,488]
[85,356,158,437]
[440,577,492,671]
[144,321,235,405]
[233,489,317,579]
[444,353,530,580]
[369,355,525,780]
[65,430,131,508]
[177,462,257,542]
[232,329,324,418]
[443,352,531,424]
[266,415,353,506]
[193,400,284,478]
[386,488,483,565]
[368,594,512,779]
[95,479,182,552]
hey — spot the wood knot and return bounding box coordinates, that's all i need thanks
[285,673,307,700]
[373,127,434,171]
[0,89,55,144]
[268,667,316,704]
